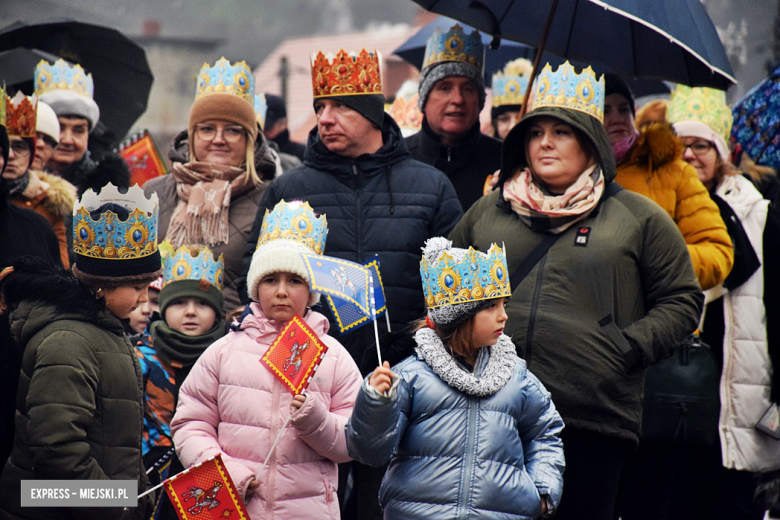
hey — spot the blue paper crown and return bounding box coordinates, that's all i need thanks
[256,200,328,255]
[161,241,225,290]
[34,58,94,99]
[254,93,268,130]
[529,61,605,122]
[422,24,484,74]
[492,72,529,107]
[73,184,158,260]
[195,57,254,105]
[420,243,511,309]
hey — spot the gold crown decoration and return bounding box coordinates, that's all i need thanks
[256,200,328,254]
[311,49,383,98]
[5,91,37,138]
[422,24,485,73]
[195,57,254,105]
[34,59,94,99]
[666,85,732,145]
[420,243,511,309]
[161,241,225,290]
[0,84,6,128]
[387,93,423,131]
[529,61,605,122]
[492,58,533,107]
[73,183,159,260]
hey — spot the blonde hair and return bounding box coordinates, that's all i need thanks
[188,130,261,186]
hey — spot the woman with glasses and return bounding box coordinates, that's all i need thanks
[664,86,780,520]
[144,57,278,313]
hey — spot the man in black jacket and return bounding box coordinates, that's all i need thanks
[405,24,502,211]
[237,48,463,520]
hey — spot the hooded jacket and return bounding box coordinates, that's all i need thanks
[450,106,704,444]
[171,303,362,519]
[237,114,463,366]
[616,123,733,290]
[0,259,153,520]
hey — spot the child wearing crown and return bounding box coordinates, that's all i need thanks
[346,237,565,519]
[171,200,362,518]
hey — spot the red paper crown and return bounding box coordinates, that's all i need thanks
[311,49,383,98]
[6,92,37,138]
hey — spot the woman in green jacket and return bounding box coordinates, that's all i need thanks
[449,62,703,520]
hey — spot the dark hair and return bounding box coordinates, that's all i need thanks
[413,316,478,367]
[604,73,635,115]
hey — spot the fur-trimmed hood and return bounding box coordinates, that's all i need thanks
[16,170,77,218]
[623,122,684,170]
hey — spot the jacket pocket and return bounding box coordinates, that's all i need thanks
[599,314,640,370]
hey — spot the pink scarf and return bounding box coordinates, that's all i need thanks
[612,132,639,165]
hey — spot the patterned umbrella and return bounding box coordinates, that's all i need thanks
[731,65,780,169]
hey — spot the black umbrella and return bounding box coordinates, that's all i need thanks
[0,19,154,146]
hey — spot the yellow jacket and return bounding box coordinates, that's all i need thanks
[616,123,733,290]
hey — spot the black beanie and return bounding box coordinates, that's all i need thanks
[314,94,385,128]
[159,279,225,318]
[604,73,636,115]
[265,94,287,130]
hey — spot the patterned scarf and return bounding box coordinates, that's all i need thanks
[502,164,604,234]
[611,131,639,165]
[167,161,255,247]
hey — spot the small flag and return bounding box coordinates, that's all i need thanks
[164,454,249,520]
[118,129,168,187]
[260,314,329,395]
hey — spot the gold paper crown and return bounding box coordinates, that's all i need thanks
[529,61,605,122]
[34,59,94,98]
[422,24,484,73]
[161,241,225,290]
[311,49,383,98]
[492,58,533,107]
[666,85,732,144]
[0,85,6,128]
[195,57,254,105]
[5,92,37,138]
[256,200,328,254]
[387,93,423,131]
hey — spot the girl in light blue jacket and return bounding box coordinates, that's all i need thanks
[347,237,565,520]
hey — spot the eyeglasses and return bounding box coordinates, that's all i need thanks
[682,141,714,155]
[194,124,246,143]
[10,140,31,156]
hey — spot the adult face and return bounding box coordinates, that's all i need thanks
[526,116,595,193]
[495,110,521,140]
[164,296,217,336]
[32,131,58,171]
[603,93,636,145]
[102,284,149,320]
[314,99,382,158]
[256,271,310,323]
[424,76,480,145]
[191,119,248,167]
[49,117,89,171]
[680,136,719,190]
[3,137,32,180]
[471,297,508,348]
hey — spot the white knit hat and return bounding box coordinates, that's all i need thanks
[247,240,321,306]
[35,101,60,143]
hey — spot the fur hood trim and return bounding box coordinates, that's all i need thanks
[20,170,77,218]
[625,122,683,169]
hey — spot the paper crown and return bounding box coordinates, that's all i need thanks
[387,92,423,131]
[666,85,732,144]
[529,61,605,122]
[0,85,5,127]
[492,59,533,107]
[73,184,159,261]
[311,49,383,98]
[161,241,225,290]
[256,200,328,255]
[34,59,94,99]
[195,57,254,105]
[420,243,511,309]
[422,24,484,74]
[5,91,37,138]
[254,93,268,130]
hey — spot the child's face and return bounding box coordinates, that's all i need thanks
[471,298,508,348]
[127,302,151,334]
[103,284,149,320]
[164,297,217,336]
[257,272,310,322]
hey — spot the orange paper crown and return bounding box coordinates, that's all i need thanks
[311,49,383,98]
[6,92,37,138]
[260,314,329,395]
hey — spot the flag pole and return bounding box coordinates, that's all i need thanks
[369,272,383,366]
[138,452,211,499]
[145,447,175,475]
[257,413,294,477]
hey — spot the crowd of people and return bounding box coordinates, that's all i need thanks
[0,19,778,520]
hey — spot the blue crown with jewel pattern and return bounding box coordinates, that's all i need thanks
[529,61,604,122]
[161,241,225,290]
[254,93,268,130]
[34,59,94,99]
[422,24,484,74]
[492,71,529,107]
[73,184,158,260]
[421,243,511,309]
[256,200,328,254]
[195,57,254,105]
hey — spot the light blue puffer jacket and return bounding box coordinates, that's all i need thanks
[346,329,565,519]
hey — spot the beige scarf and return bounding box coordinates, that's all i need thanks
[167,161,255,247]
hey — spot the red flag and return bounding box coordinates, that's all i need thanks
[118,129,168,187]
[165,454,249,520]
[260,314,329,395]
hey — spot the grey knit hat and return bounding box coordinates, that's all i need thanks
[418,62,487,112]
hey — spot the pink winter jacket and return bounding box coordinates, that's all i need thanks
[170,303,362,519]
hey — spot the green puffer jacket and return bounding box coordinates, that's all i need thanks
[0,261,153,520]
[450,106,704,444]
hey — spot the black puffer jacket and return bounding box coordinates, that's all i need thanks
[0,259,153,519]
[237,115,463,366]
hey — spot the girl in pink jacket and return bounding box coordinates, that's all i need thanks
[171,200,362,519]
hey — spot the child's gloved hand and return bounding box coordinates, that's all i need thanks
[369,362,394,394]
[290,394,306,414]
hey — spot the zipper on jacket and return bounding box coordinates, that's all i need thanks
[524,254,548,367]
[720,297,736,467]
[266,380,282,515]
[352,161,364,261]
[458,396,479,519]
[447,146,452,162]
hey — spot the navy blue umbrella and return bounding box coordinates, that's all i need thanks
[409,0,735,90]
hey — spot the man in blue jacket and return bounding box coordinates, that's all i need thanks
[236,48,462,519]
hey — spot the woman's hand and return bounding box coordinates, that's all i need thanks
[369,362,394,393]
[290,394,306,414]
[247,479,259,497]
